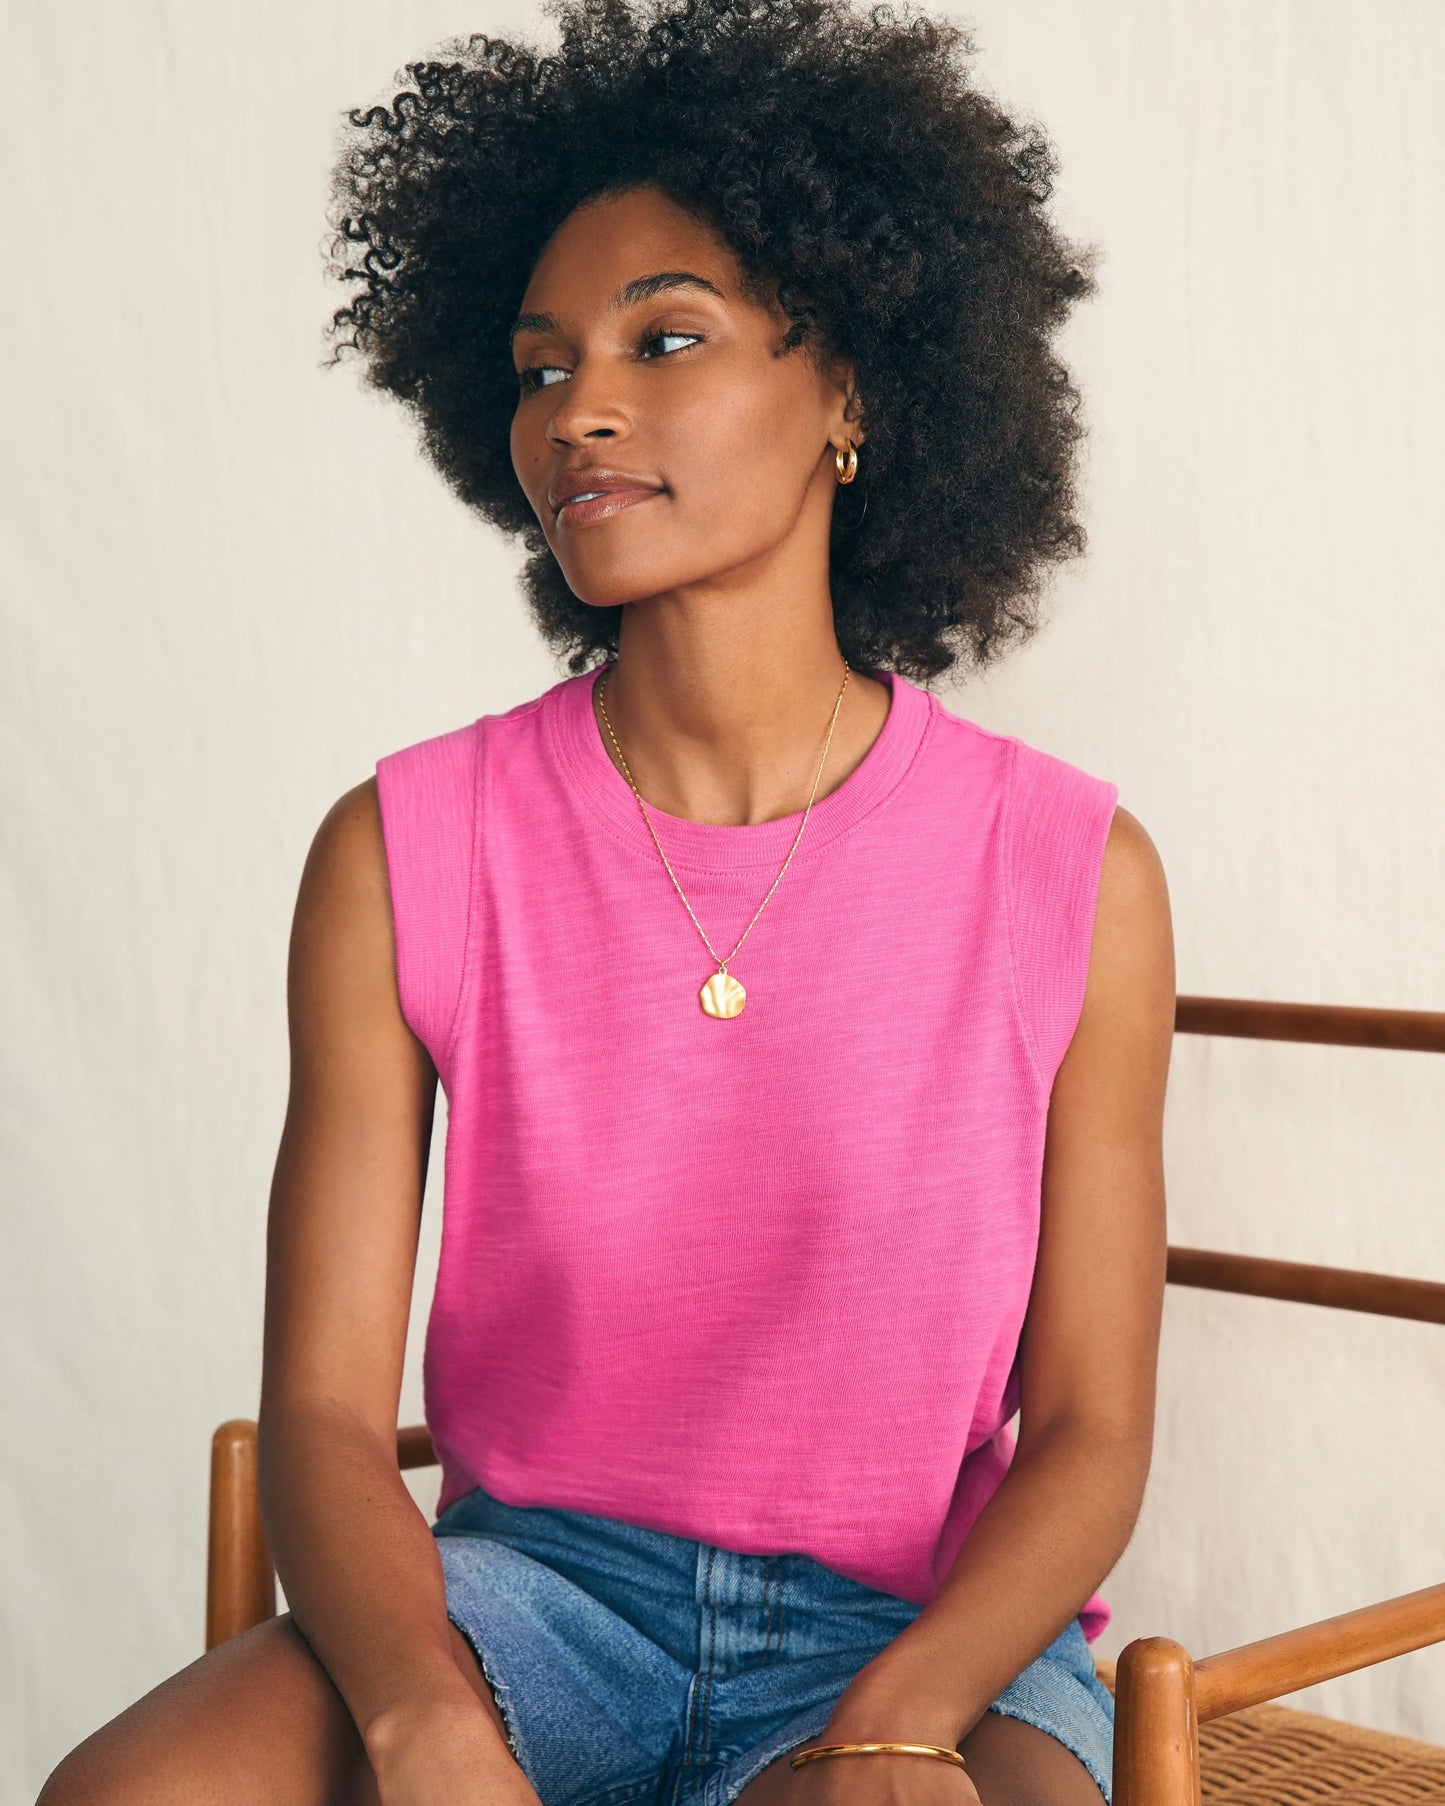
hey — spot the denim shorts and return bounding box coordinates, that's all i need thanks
[431,1484,1114,1806]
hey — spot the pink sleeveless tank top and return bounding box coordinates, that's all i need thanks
[376,664,1119,1639]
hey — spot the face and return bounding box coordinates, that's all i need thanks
[508,182,863,609]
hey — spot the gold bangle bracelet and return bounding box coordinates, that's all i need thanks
[789,1740,968,1771]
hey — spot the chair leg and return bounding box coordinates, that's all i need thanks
[1113,1636,1202,1806]
[207,1418,277,1651]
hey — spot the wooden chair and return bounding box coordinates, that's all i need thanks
[208,994,1445,1804]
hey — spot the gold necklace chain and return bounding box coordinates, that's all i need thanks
[595,659,852,1018]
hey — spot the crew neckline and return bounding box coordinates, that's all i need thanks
[546,660,934,871]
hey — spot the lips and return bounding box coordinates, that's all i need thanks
[553,487,664,528]
[548,468,664,515]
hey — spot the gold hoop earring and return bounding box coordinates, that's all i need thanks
[835,439,858,484]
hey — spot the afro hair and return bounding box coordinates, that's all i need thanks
[323,0,1099,681]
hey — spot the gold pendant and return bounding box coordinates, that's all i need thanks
[699,971,746,1018]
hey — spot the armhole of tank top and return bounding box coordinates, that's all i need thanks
[1003,735,1121,1095]
[437,718,486,1079]
[373,720,482,1089]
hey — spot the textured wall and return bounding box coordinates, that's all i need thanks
[4,2,1442,1799]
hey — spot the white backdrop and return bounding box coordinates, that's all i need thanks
[4,2,1443,1800]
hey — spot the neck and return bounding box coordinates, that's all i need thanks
[591,602,892,828]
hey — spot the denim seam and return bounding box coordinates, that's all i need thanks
[696,1545,719,1768]
[770,1557,781,1662]
[760,1558,776,1666]
[680,1669,699,1773]
[681,1545,716,1771]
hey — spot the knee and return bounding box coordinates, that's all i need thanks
[35,1685,216,1806]
[35,1742,132,1806]
[35,1717,204,1806]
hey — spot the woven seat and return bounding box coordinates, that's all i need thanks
[1198,1702,1445,1802]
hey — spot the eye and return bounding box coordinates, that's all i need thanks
[638,328,702,360]
[516,361,567,394]
[516,328,703,394]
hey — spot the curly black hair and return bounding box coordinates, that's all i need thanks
[323,0,1098,682]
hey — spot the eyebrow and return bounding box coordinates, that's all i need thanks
[508,270,726,350]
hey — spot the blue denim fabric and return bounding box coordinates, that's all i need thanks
[432,1484,1114,1806]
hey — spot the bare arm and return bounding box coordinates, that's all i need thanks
[256,778,508,1771]
[819,803,1176,1742]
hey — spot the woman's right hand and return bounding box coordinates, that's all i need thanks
[366,1690,547,1806]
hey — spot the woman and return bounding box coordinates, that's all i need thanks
[38,0,1174,1802]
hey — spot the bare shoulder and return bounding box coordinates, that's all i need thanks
[1096,805,1173,961]
[1074,801,1175,1060]
[286,776,411,1059]
[1100,803,1169,903]
[296,776,388,913]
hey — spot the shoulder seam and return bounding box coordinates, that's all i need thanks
[929,704,1019,750]
[493,693,547,724]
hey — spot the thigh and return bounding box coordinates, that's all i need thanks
[960,1708,1109,1806]
[36,1610,504,1806]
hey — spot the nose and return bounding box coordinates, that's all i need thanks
[543,355,632,448]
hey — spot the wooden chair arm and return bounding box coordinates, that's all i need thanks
[1112,1580,1445,1806]
[1191,1578,1445,1720]
[207,1420,275,1651]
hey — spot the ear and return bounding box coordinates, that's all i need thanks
[832,362,866,448]
[834,359,870,444]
